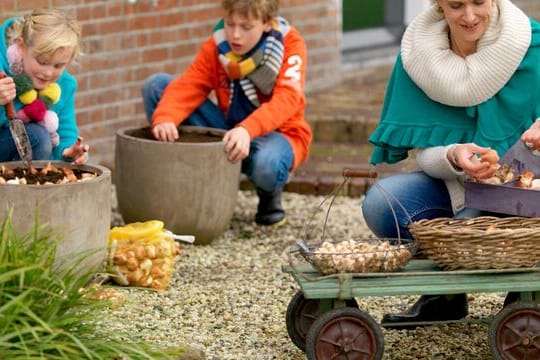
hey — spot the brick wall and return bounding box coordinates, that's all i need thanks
[1,0,341,168]
[1,0,536,169]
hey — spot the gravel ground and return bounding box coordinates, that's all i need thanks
[103,187,505,360]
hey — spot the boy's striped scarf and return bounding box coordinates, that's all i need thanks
[214,17,290,107]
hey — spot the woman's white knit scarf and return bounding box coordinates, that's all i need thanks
[401,0,531,107]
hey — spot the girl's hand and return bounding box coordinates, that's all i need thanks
[449,143,498,180]
[0,76,16,105]
[152,122,178,142]
[223,127,250,163]
[62,136,89,165]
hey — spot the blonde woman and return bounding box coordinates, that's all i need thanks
[0,8,88,165]
[363,0,540,328]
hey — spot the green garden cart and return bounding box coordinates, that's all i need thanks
[283,169,540,360]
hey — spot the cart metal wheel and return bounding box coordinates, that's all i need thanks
[489,301,540,360]
[305,307,384,360]
[286,291,358,352]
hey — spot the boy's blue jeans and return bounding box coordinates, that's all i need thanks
[141,73,293,192]
[361,171,491,242]
[0,122,52,162]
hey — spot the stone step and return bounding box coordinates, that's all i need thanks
[305,63,391,144]
[240,64,407,197]
[240,142,418,197]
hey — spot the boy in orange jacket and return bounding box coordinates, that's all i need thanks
[142,0,312,226]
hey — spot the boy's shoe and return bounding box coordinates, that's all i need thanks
[381,294,468,330]
[255,188,286,226]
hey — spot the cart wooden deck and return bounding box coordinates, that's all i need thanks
[283,256,540,300]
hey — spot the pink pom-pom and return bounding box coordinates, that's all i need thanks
[22,100,47,122]
[42,111,59,132]
[16,109,30,122]
[6,44,22,64]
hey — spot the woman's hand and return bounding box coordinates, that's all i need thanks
[449,143,498,180]
[0,76,16,106]
[151,122,178,142]
[62,136,89,165]
[521,119,540,149]
[223,127,250,163]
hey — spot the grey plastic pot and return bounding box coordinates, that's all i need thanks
[0,161,111,272]
[115,126,241,245]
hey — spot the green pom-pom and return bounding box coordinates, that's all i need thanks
[39,96,54,109]
[13,74,34,94]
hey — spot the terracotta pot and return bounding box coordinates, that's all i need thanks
[115,126,240,245]
[0,161,111,272]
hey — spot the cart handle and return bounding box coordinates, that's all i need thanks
[342,168,377,178]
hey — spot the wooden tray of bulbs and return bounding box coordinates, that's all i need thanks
[464,144,540,217]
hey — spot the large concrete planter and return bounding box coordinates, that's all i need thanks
[115,126,241,245]
[0,161,111,272]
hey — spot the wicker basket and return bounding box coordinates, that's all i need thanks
[408,216,540,270]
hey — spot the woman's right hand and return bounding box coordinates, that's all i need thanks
[151,122,178,142]
[0,76,16,105]
[450,143,498,180]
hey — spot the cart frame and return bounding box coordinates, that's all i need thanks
[283,254,540,359]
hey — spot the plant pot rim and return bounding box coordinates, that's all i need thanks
[116,125,226,147]
[0,160,110,187]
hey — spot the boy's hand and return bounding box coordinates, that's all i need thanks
[0,76,16,106]
[62,136,89,165]
[152,122,179,142]
[223,127,250,163]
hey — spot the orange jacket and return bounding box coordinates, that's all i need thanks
[152,26,312,171]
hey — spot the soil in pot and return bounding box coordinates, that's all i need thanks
[128,127,223,143]
[0,163,97,185]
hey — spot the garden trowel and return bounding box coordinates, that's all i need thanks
[0,72,32,168]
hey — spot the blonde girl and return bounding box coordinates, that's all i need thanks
[0,8,88,165]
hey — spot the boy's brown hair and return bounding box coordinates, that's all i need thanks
[222,0,279,23]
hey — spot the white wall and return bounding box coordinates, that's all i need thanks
[405,0,431,24]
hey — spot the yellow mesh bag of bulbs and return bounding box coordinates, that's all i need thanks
[107,220,181,291]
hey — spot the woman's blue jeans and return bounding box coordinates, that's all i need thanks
[0,122,52,161]
[141,72,293,192]
[361,171,492,242]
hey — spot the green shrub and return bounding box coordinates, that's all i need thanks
[0,211,183,359]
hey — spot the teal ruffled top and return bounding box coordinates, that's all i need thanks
[369,18,540,165]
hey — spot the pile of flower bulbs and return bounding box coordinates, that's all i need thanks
[311,239,412,274]
[107,221,181,291]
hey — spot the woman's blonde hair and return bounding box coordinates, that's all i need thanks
[221,0,279,23]
[6,8,82,61]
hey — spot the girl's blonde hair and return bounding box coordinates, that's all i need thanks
[221,0,279,23]
[6,8,82,61]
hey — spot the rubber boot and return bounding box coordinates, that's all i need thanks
[255,188,286,226]
[381,294,468,330]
